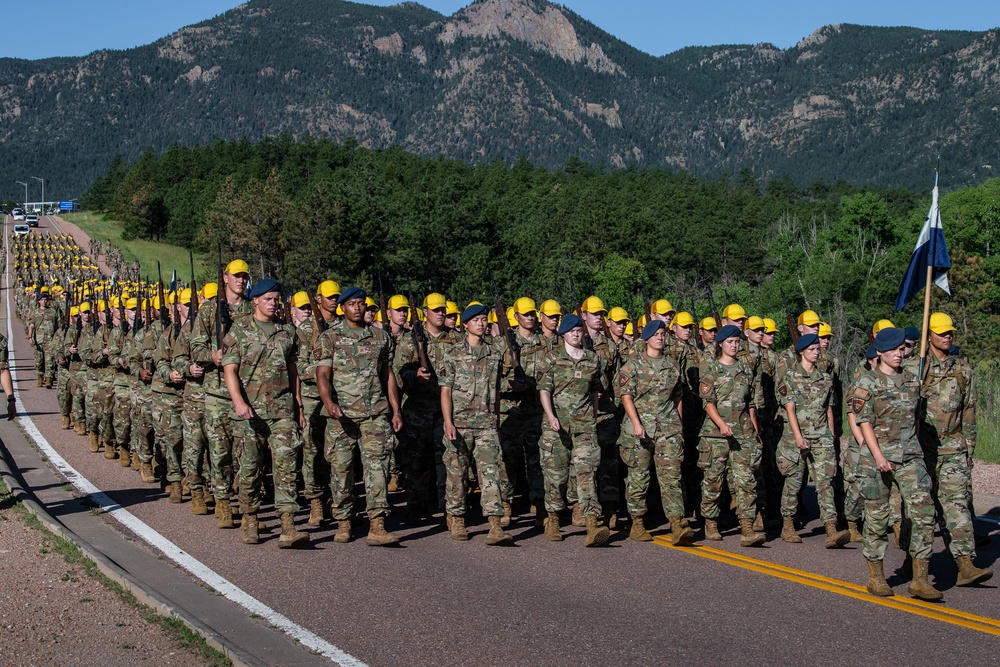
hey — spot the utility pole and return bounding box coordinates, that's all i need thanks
[15,181,27,209]
[31,176,44,213]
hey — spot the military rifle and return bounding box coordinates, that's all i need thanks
[859,302,875,344]
[779,285,800,345]
[406,282,431,373]
[215,244,226,379]
[170,268,181,339]
[707,288,721,329]
[156,261,169,328]
[377,274,389,331]
[189,251,199,322]
[492,278,526,384]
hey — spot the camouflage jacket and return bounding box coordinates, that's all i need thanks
[294,317,322,398]
[851,366,923,464]
[779,361,833,442]
[497,328,547,416]
[394,327,460,408]
[538,346,603,430]
[106,324,132,387]
[0,334,8,372]
[153,321,185,396]
[221,317,297,420]
[315,322,393,420]
[586,332,620,421]
[190,297,254,397]
[439,337,501,429]
[30,306,59,344]
[920,352,976,456]
[618,350,683,438]
[699,357,756,439]
[172,319,205,400]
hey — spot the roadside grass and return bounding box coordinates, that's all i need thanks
[975,361,1000,464]
[0,474,230,666]
[60,211,207,283]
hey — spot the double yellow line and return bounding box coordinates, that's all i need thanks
[653,536,1000,636]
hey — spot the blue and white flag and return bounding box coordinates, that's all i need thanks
[894,181,950,312]
[170,269,178,292]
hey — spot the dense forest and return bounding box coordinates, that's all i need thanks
[82,135,1000,367]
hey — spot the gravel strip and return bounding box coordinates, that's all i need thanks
[973,461,1000,497]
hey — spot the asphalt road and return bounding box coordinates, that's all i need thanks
[6,214,1000,666]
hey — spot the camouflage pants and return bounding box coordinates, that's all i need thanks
[619,427,685,518]
[70,370,86,423]
[152,393,184,483]
[205,393,237,501]
[777,439,838,523]
[539,423,600,516]
[182,391,210,491]
[130,384,155,464]
[234,416,302,515]
[401,403,445,510]
[841,439,864,522]
[566,419,619,506]
[98,380,116,445]
[326,414,396,521]
[444,427,504,517]
[300,393,329,500]
[84,374,102,433]
[112,387,132,450]
[859,456,935,562]
[699,436,757,521]
[57,364,72,416]
[34,343,55,381]
[924,448,975,558]
[498,412,544,505]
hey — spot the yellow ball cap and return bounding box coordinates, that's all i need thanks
[762,318,778,334]
[581,295,606,313]
[746,316,765,331]
[818,322,833,338]
[78,302,91,313]
[797,310,821,326]
[513,297,537,315]
[388,294,409,310]
[225,259,250,275]
[607,306,630,323]
[336,304,344,316]
[97,299,107,311]
[673,311,695,328]
[317,280,341,298]
[446,300,461,316]
[487,310,498,324]
[637,314,648,328]
[700,317,719,331]
[872,318,895,335]
[625,321,634,336]
[125,298,138,310]
[70,306,79,317]
[929,312,956,335]
[423,292,447,310]
[365,296,377,309]
[202,282,219,300]
[506,306,517,327]
[167,291,177,305]
[291,291,310,309]
[110,295,120,308]
[152,296,162,310]
[651,299,674,315]
[179,288,193,305]
[538,299,562,316]
[722,304,746,320]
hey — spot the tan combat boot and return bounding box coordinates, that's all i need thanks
[242,514,260,545]
[500,501,512,528]
[215,498,235,529]
[74,421,87,435]
[571,503,586,527]
[604,501,620,531]
[847,520,863,542]
[955,555,993,586]
[891,522,902,549]
[191,489,209,515]
[584,515,611,548]
[334,520,352,544]
[533,503,545,530]
[449,514,469,541]
[307,498,325,527]
[485,515,514,546]
[781,517,802,543]
[544,511,563,542]
[907,559,943,601]
[118,447,131,467]
[824,522,850,549]
[704,518,722,541]
[865,559,894,597]
[103,442,117,460]
[88,432,100,453]
[387,473,399,493]
[366,517,400,546]
[168,481,182,504]
[44,377,53,389]
[140,461,156,484]
[278,512,309,549]
[60,414,71,429]
[629,516,653,542]
[36,376,43,387]
[740,518,766,547]
[670,516,695,546]
[130,451,140,471]
[752,513,764,533]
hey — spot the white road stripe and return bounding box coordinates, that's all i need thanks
[5,217,366,667]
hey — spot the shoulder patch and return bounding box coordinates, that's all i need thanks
[313,348,322,360]
[700,381,712,395]
[850,397,865,414]
[618,375,629,387]
[853,387,871,400]
[777,384,787,397]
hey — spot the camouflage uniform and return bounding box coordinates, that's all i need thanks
[107,322,133,458]
[842,367,868,524]
[76,322,103,436]
[316,321,396,520]
[29,303,59,384]
[173,318,211,491]
[537,347,603,516]
[439,338,504,517]
[55,325,75,420]
[617,349,684,518]
[851,367,935,562]
[294,317,329,502]
[698,357,759,521]
[153,321,185,484]
[128,320,158,465]
[920,352,977,558]
[778,361,838,523]
[65,324,87,425]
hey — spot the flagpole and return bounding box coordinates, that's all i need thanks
[917,163,940,382]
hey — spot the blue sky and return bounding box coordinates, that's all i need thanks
[2,0,999,60]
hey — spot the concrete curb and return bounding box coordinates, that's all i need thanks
[0,436,266,667]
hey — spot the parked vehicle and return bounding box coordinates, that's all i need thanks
[13,223,30,236]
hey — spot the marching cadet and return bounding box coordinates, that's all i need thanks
[537,299,562,349]
[537,314,610,547]
[386,294,410,337]
[439,303,513,545]
[68,302,91,435]
[316,287,403,546]
[851,328,940,600]
[27,290,59,388]
[77,298,105,453]
[55,306,77,429]
[842,343,879,542]
[191,259,254,529]
[222,278,308,548]
[108,298,135,466]
[617,319,693,545]
[315,280,341,325]
[697,316,718,351]
[497,297,548,528]
[698,325,766,547]
[777,334,850,548]
[444,301,461,330]
[0,329,16,419]
[919,313,992,586]
[128,297,157,481]
[154,290,189,503]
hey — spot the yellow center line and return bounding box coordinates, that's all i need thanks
[652,536,1000,636]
